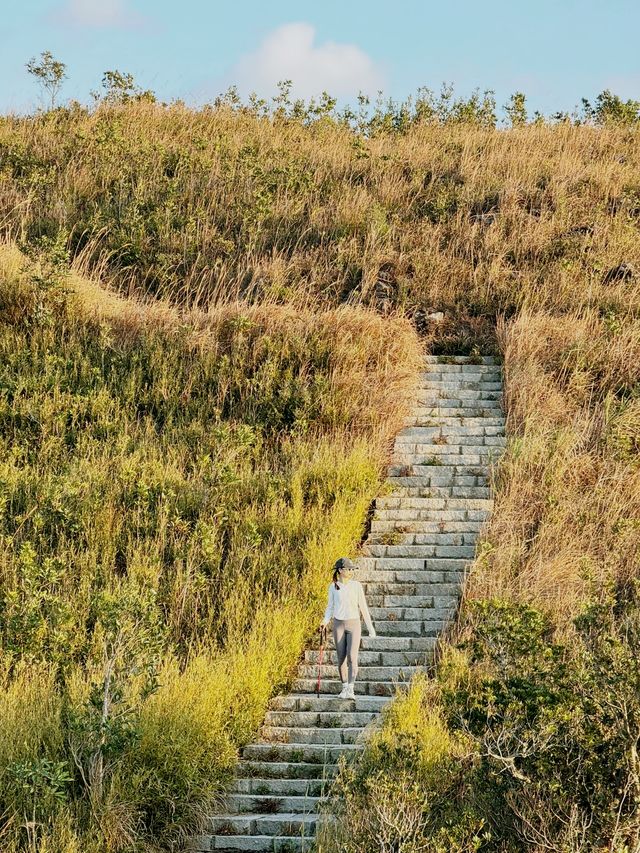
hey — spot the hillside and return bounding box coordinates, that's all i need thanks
[1,102,639,851]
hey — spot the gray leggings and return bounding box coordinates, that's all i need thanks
[333,619,362,683]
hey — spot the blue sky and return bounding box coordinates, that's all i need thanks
[1,0,639,115]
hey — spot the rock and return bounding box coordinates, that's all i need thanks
[412,307,446,335]
[470,211,498,226]
[603,263,635,285]
[567,224,594,237]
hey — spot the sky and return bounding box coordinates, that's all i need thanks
[1,0,639,115]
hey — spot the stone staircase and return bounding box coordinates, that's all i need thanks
[191,355,505,852]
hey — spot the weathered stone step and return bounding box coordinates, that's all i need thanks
[264,709,378,727]
[414,395,503,408]
[392,452,499,467]
[192,835,313,852]
[305,649,432,667]
[210,812,318,838]
[224,793,324,814]
[297,664,422,681]
[267,694,391,713]
[360,580,461,596]
[417,380,503,391]
[366,593,459,608]
[364,544,476,559]
[242,743,363,764]
[237,760,338,780]
[261,725,367,745]
[404,416,505,427]
[424,355,501,364]
[292,676,402,694]
[393,440,505,453]
[388,486,492,499]
[398,423,505,437]
[232,778,328,797]
[368,607,454,622]
[374,492,490,512]
[358,555,466,568]
[370,521,485,535]
[421,361,502,372]
[354,566,468,583]
[406,407,503,419]
[387,474,488,488]
[388,464,490,478]
[365,532,480,548]
[372,510,490,523]
[376,496,493,510]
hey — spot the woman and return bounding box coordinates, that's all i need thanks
[320,556,376,699]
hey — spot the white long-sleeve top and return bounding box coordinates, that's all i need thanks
[322,579,376,636]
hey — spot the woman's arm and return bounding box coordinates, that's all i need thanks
[321,583,335,627]
[357,582,376,637]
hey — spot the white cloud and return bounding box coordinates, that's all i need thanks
[54,0,146,29]
[231,22,385,100]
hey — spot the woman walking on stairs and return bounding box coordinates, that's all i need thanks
[320,556,376,699]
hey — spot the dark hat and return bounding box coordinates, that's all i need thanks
[334,557,357,571]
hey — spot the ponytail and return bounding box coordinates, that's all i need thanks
[332,569,341,590]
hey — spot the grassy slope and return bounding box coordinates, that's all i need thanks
[0,243,421,851]
[1,106,640,850]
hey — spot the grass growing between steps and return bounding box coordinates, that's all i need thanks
[319,312,640,853]
[0,245,421,852]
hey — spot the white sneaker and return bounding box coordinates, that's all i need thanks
[345,683,356,700]
[338,684,349,699]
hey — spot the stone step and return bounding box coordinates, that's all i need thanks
[292,676,405,694]
[261,726,368,745]
[371,519,486,533]
[393,438,505,451]
[269,696,390,716]
[421,361,502,372]
[360,580,461,595]
[210,812,318,838]
[264,709,378,727]
[304,649,433,667]
[376,496,493,510]
[237,760,338,780]
[224,793,324,815]
[368,607,455,622]
[365,532,481,547]
[324,635,438,652]
[414,396,503,408]
[404,416,505,428]
[297,664,423,681]
[372,510,490,523]
[417,380,503,391]
[391,452,500,467]
[382,470,491,485]
[397,425,505,437]
[358,560,470,586]
[193,835,313,851]
[242,743,363,764]
[407,407,503,418]
[357,556,462,570]
[423,355,501,364]
[364,543,476,558]
[366,593,459,608]
[232,778,328,797]
[387,474,488,487]
[388,486,492,499]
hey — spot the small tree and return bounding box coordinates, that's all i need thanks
[504,92,528,127]
[26,51,67,110]
[98,69,155,104]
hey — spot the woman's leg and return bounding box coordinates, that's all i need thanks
[345,619,362,684]
[333,619,348,683]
